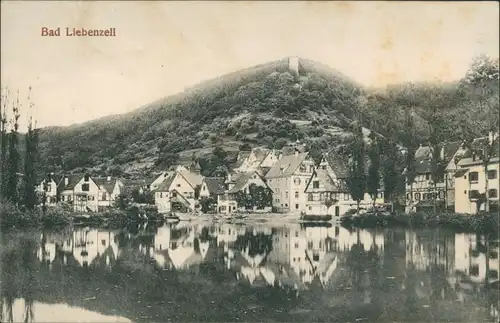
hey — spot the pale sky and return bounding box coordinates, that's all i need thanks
[1,1,498,130]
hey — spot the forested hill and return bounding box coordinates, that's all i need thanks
[37,56,499,178]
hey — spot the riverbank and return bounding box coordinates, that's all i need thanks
[340,212,499,235]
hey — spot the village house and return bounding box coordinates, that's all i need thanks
[36,173,62,206]
[154,166,203,213]
[454,135,499,214]
[217,170,273,214]
[233,147,281,176]
[57,174,82,206]
[69,174,125,212]
[304,152,385,217]
[265,144,316,214]
[405,141,464,213]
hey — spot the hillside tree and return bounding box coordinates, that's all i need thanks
[381,140,404,212]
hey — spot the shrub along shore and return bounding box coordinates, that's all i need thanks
[0,201,161,229]
[341,212,499,235]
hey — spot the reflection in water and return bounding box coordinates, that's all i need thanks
[1,222,499,322]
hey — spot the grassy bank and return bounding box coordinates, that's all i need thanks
[0,201,162,230]
[341,212,499,235]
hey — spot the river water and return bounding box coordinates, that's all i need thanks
[1,221,498,322]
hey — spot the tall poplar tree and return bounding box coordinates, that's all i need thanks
[24,87,38,210]
[367,132,381,209]
[0,87,9,199]
[5,91,21,204]
[346,121,366,214]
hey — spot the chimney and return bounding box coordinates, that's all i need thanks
[489,131,499,144]
[288,56,299,76]
[107,176,111,181]
[294,148,299,157]
[227,173,232,182]
[472,151,476,162]
[64,177,69,186]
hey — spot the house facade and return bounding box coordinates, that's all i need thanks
[405,142,463,213]
[266,149,316,214]
[454,156,499,214]
[154,169,203,213]
[304,152,384,216]
[72,175,124,212]
[217,170,273,214]
[37,173,61,206]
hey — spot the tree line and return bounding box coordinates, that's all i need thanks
[0,86,40,211]
[345,55,499,214]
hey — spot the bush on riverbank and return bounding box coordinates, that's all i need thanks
[341,211,499,235]
[1,200,71,228]
[300,214,332,222]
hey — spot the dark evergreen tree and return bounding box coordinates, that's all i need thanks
[346,122,366,213]
[0,87,9,199]
[366,133,381,209]
[23,88,38,210]
[381,140,403,211]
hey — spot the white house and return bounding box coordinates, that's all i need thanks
[36,173,61,206]
[70,174,124,212]
[154,168,203,213]
[265,147,316,214]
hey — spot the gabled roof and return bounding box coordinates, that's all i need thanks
[266,152,310,179]
[304,169,349,193]
[228,171,270,194]
[203,177,226,195]
[58,174,84,191]
[93,177,121,194]
[155,174,176,192]
[178,170,203,188]
[322,151,349,178]
[305,169,336,192]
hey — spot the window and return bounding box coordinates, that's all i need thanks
[377,192,383,199]
[102,193,107,201]
[45,185,51,192]
[84,175,90,182]
[295,231,299,237]
[406,193,411,200]
[294,243,299,248]
[299,166,306,172]
[488,170,497,180]
[469,190,480,199]
[344,193,350,200]
[285,203,288,207]
[489,189,498,198]
[470,265,479,277]
[439,191,445,199]
[82,183,89,192]
[101,239,106,246]
[202,186,206,191]
[308,193,313,201]
[464,190,467,195]
[322,165,327,170]
[320,193,325,201]
[313,181,319,189]
[488,270,499,279]
[294,178,301,185]
[285,191,289,199]
[469,172,479,183]
[308,206,312,210]
[295,191,299,198]
[295,204,299,209]
[414,193,421,200]
[61,195,65,201]
[313,254,320,261]
[425,174,430,180]
[172,191,177,197]
[177,184,181,187]
[307,242,313,249]
[423,193,428,200]
[159,192,163,198]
